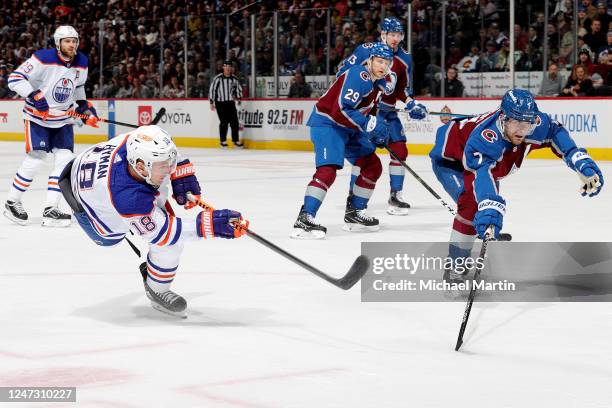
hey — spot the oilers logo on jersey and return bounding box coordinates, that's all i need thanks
[53,78,74,103]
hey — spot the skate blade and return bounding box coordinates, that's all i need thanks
[3,210,28,226]
[42,218,71,228]
[150,302,187,319]
[343,223,380,232]
[386,206,410,216]
[290,228,326,240]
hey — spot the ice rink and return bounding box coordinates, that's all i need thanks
[2,140,612,407]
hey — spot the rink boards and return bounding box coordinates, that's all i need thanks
[0,97,610,160]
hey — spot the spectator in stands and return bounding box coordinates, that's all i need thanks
[115,77,133,99]
[515,24,530,52]
[456,44,481,72]
[478,40,498,71]
[131,77,153,98]
[434,66,464,97]
[489,22,508,47]
[288,71,313,98]
[581,0,598,19]
[584,19,607,52]
[162,76,185,98]
[479,0,499,24]
[190,72,209,98]
[577,49,597,74]
[494,39,510,71]
[445,42,463,69]
[595,2,610,32]
[561,64,595,96]
[539,62,564,96]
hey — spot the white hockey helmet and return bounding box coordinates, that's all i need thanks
[126,125,178,186]
[53,25,79,51]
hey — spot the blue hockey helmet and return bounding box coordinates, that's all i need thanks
[369,42,394,61]
[500,89,539,123]
[380,17,403,34]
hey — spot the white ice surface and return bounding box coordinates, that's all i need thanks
[1,141,612,407]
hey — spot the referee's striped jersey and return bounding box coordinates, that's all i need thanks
[209,74,242,102]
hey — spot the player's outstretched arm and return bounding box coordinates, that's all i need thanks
[542,115,604,197]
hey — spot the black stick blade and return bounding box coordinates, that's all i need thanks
[336,255,370,290]
[151,107,166,125]
[455,339,463,351]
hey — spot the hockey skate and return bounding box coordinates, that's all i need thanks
[387,190,411,215]
[42,206,71,227]
[343,197,379,232]
[220,142,228,149]
[443,268,470,299]
[234,141,245,149]
[144,281,187,318]
[4,200,28,225]
[291,206,326,239]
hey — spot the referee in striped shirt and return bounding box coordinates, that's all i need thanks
[209,61,244,148]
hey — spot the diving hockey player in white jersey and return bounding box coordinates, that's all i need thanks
[5,25,99,227]
[58,125,247,318]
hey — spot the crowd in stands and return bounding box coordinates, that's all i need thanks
[0,0,610,99]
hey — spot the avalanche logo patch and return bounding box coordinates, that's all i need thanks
[52,78,74,103]
[360,71,371,81]
[481,129,497,143]
[535,115,542,126]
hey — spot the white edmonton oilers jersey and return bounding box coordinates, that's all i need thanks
[8,48,88,128]
[70,133,196,246]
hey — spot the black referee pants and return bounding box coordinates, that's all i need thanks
[215,101,239,143]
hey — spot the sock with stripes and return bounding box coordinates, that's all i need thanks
[7,151,46,203]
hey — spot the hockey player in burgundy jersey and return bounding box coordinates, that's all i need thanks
[58,125,247,317]
[291,43,394,239]
[337,17,428,215]
[429,89,603,280]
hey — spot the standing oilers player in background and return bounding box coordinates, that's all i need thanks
[429,89,604,279]
[291,44,394,239]
[4,25,98,227]
[336,17,428,215]
[58,125,247,318]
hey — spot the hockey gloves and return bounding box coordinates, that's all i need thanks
[365,116,390,147]
[196,209,248,239]
[76,100,99,127]
[473,194,506,240]
[566,148,604,197]
[405,99,428,120]
[171,159,201,209]
[28,90,49,119]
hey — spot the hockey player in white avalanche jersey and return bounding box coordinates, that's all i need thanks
[58,125,247,318]
[4,25,99,227]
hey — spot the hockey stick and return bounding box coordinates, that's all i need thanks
[186,193,370,290]
[454,225,495,351]
[384,145,457,216]
[35,107,166,129]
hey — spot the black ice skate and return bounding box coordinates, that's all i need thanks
[220,142,228,149]
[343,197,379,232]
[291,206,326,239]
[4,200,28,225]
[144,281,187,319]
[387,190,411,216]
[42,206,71,227]
[443,268,470,299]
[234,141,245,149]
